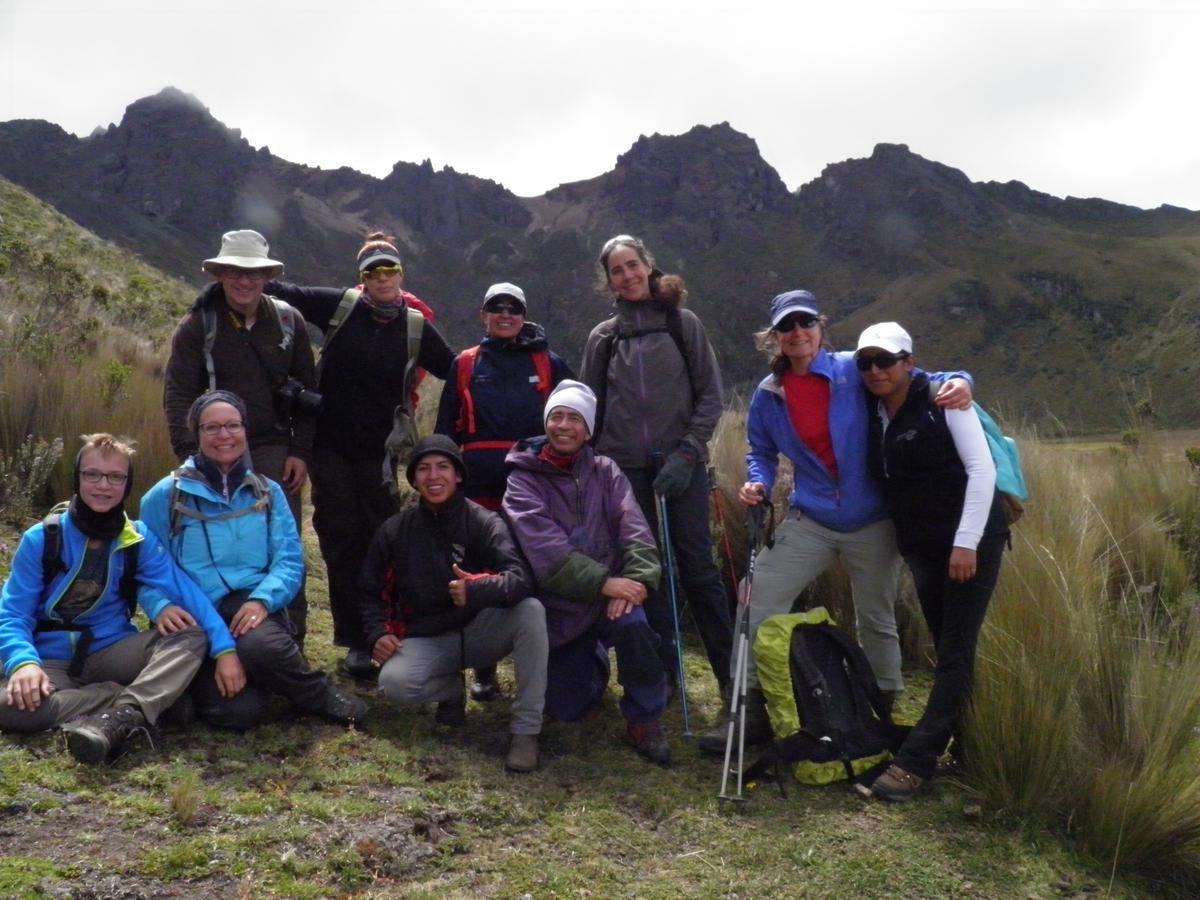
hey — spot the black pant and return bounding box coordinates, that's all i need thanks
[191,591,333,730]
[625,464,733,690]
[894,532,1007,779]
[311,447,397,649]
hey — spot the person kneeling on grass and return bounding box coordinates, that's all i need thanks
[356,435,547,773]
[502,381,672,766]
[0,433,240,763]
[139,391,367,731]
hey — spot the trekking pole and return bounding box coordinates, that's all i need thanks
[708,466,741,605]
[656,490,692,738]
[719,500,765,804]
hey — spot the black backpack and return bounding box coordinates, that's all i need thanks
[744,608,908,787]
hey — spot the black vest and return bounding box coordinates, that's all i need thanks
[868,374,1006,556]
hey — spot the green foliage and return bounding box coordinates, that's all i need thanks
[0,434,64,525]
[0,856,62,896]
[1121,430,1141,447]
[1186,448,1200,471]
[97,359,133,410]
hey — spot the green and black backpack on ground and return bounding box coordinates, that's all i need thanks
[746,607,908,786]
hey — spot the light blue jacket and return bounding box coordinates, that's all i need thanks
[0,510,235,677]
[138,460,303,613]
[747,350,969,533]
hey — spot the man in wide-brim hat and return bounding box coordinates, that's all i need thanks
[162,229,318,646]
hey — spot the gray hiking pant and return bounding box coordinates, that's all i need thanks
[0,626,207,731]
[378,598,547,735]
[739,513,904,692]
[250,442,308,647]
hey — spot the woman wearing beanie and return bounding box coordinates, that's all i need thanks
[435,281,573,701]
[138,391,367,730]
[0,433,232,762]
[265,233,455,678]
[504,381,672,765]
[579,235,732,698]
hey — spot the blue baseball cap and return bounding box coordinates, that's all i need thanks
[769,290,820,328]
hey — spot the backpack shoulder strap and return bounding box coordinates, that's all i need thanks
[401,306,427,415]
[454,345,483,436]
[266,296,296,350]
[201,304,219,392]
[40,510,66,586]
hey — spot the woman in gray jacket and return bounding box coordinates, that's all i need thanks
[579,234,732,695]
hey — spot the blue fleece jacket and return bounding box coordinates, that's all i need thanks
[138,460,304,613]
[0,511,235,677]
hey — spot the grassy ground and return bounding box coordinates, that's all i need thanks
[0,515,1165,899]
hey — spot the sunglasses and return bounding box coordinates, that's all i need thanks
[221,267,272,281]
[855,352,909,372]
[774,313,820,333]
[360,265,403,280]
[485,303,524,316]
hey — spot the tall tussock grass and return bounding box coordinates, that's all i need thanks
[966,436,1200,886]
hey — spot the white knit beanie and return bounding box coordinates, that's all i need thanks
[544,380,597,436]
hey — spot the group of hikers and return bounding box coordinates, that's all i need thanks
[0,227,1007,802]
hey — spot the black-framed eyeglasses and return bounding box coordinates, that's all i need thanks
[80,469,128,486]
[855,352,909,372]
[774,313,820,333]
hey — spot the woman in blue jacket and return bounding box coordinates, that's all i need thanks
[139,391,366,730]
[0,433,236,763]
[700,290,972,752]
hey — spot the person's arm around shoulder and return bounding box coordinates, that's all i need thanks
[924,367,975,410]
[416,319,456,381]
[434,354,464,439]
[264,280,344,330]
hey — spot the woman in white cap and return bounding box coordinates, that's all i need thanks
[697,290,974,754]
[855,322,1007,802]
[264,232,455,678]
[579,234,732,700]
[434,281,573,701]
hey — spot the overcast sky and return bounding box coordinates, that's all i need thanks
[2,0,1198,210]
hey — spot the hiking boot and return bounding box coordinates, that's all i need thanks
[435,696,466,728]
[870,764,925,802]
[505,733,540,773]
[316,687,368,727]
[625,720,671,766]
[470,666,498,702]
[697,687,772,756]
[62,706,152,764]
[342,648,376,680]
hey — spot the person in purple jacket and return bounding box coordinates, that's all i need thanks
[503,381,671,765]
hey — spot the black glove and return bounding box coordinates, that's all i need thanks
[653,450,696,499]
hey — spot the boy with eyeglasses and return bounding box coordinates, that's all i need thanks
[0,434,236,763]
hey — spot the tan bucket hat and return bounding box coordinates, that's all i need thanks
[202,230,284,276]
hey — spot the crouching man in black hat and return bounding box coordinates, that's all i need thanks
[356,436,547,772]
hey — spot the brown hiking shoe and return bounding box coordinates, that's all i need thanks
[505,733,539,773]
[625,720,671,766]
[870,764,925,802]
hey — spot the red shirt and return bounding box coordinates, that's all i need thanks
[781,370,838,481]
